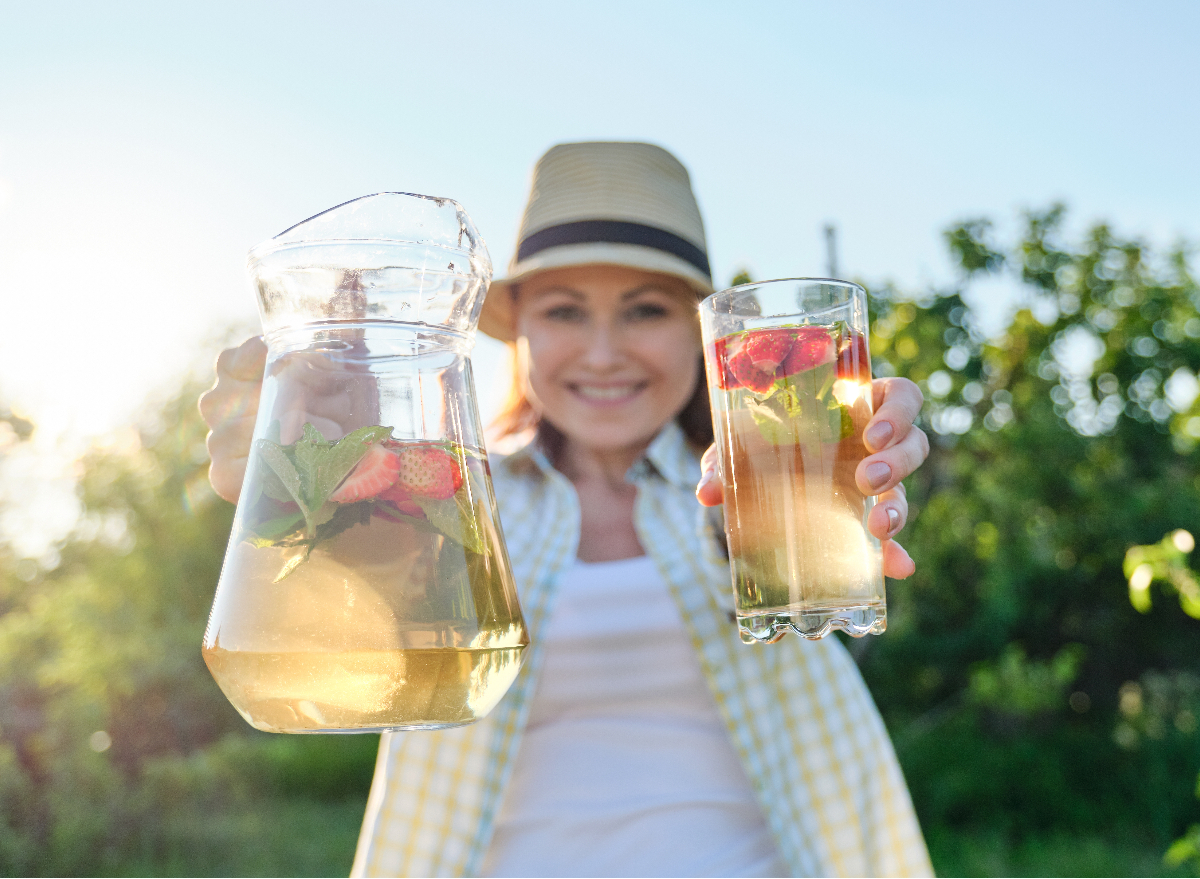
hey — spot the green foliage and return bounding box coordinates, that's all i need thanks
[1125,535,1200,869]
[1126,529,1200,617]
[1167,820,1200,872]
[967,643,1086,717]
[944,218,1006,274]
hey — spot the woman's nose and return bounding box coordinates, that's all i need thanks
[580,322,624,369]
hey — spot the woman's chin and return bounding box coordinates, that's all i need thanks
[557,414,666,455]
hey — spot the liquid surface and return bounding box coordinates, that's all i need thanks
[708,325,884,639]
[203,646,525,732]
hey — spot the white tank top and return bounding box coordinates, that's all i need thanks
[479,556,788,878]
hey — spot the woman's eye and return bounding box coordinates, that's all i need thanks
[544,304,587,323]
[626,302,670,321]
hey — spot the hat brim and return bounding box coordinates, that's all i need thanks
[478,242,715,342]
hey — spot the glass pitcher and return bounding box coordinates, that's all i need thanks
[203,193,528,734]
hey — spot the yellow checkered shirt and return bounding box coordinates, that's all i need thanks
[352,423,932,877]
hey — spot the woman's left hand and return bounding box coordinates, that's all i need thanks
[695,376,928,579]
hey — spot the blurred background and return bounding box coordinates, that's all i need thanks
[2,1,1199,875]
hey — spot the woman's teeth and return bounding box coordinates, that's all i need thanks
[574,384,640,400]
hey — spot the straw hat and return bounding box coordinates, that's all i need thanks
[479,141,714,341]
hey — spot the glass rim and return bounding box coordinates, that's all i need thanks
[701,276,867,311]
[246,192,491,276]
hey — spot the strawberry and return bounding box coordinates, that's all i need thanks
[779,327,836,376]
[330,444,400,503]
[741,329,796,372]
[709,337,742,390]
[395,444,464,500]
[836,331,871,380]
[375,482,427,520]
[727,347,777,394]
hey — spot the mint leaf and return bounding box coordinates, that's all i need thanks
[310,502,338,530]
[256,440,309,515]
[315,501,372,543]
[293,431,327,509]
[747,396,796,446]
[455,493,486,556]
[247,510,305,543]
[259,465,295,503]
[413,493,485,555]
[839,403,855,439]
[815,367,836,402]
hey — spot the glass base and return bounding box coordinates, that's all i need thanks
[737,602,886,643]
[246,721,475,735]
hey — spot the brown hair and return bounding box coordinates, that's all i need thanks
[490,345,714,462]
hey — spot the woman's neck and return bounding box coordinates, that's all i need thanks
[557,438,649,490]
[556,437,650,562]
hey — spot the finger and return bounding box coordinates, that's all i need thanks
[866,484,908,541]
[865,377,924,452]
[695,444,724,507]
[206,415,256,465]
[881,539,916,579]
[207,459,246,505]
[856,426,929,496]
[205,422,254,504]
[278,411,347,444]
[218,336,267,382]
[199,377,262,428]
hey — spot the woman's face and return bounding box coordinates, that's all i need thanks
[512,265,703,455]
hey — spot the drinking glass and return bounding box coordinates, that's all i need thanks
[700,278,885,643]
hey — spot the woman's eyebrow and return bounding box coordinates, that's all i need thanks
[528,286,585,301]
[621,284,671,300]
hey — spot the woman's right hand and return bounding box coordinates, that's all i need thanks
[199,336,267,504]
[198,335,375,503]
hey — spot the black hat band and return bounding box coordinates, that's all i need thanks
[517,220,711,280]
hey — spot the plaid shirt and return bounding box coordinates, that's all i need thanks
[351,423,932,877]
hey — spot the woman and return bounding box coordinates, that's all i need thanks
[201,142,932,877]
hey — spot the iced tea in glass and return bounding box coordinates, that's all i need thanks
[700,279,884,642]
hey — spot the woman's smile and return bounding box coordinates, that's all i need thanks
[567,380,649,405]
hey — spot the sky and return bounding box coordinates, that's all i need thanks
[1,0,1198,446]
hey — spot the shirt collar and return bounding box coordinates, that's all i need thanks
[634,420,702,490]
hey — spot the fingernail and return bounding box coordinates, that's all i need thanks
[866,462,891,491]
[865,420,894,451]
[887,507,900,534]
[696,468,715,493]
